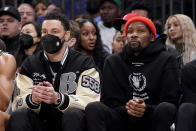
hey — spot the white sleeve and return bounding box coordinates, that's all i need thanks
[58,68,100,112]
[12,74,40,113]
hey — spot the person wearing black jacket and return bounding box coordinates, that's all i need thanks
[8,12,101,131]
[175,60,196,131]
[85,16,180,131]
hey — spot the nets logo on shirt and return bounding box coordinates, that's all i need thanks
[129,73,146,92]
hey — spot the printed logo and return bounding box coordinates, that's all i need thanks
[129,73,146,92]
[32,72,47,85]
[16,98,23,109]
[81,75,100,93]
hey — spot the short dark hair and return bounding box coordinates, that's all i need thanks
[43,12,69,31]
[32,0,51,8]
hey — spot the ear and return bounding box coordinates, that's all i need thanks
[150,33,155,42]
[64,31,70,41]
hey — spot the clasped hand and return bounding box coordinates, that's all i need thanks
[126,98,146,118]
[31,81,59,105]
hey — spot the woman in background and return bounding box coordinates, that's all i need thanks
[75,19,109,73]
[112,31,125,54]
[16,21,42,69]
[33,0,51,22]
[165,14,196,65]
[166,14,196,131]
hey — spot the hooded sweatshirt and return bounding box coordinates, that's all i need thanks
[101,39,180,119]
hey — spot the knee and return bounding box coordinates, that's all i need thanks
[178,103,196,118]
[154,102,177,119]
[85,102,106,116]
[63,107,85,121]
[9,108,30,122]
[156,102,176,115]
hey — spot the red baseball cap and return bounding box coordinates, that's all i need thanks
[113,13,139,31]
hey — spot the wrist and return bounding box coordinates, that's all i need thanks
[54,92,61,106]
[31,94,40,105]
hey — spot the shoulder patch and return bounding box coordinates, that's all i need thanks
[81,75,100,93]
[16,98,23,109]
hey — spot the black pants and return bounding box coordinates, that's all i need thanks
[176,103,196,131]
[85,102,176,131]
[7,107,86,131]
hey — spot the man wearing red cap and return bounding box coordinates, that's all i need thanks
[85,16,180,131]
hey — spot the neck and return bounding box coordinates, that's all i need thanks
[103,22,113,28]
[81,49,93,56]
[47,43,67,62]
[24,44,37,56]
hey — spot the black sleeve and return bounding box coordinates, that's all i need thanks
[145,55,180,114]
[181,62,196,104]
[101,57,128,118]
[159,55,180,106]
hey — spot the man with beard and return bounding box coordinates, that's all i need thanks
[8,12,101,131]
[97,0,122,53]
[85,16,180,131]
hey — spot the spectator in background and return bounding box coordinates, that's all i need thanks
[112,31,124,53]
[33,0,51,22]
[16,21,42,68]
[68,20,80,48]
[113,13,139,43]
[86,0,101,24]
[75,19,109,73]
[0,51,16,131]
[165,14,196,64]
[123,1,163,37]
[74,14,92,22]
[124,1,150,18]
[0,6,21,57]
[98,0,122,54]
[45,3,64,15]
[18,3,36,26]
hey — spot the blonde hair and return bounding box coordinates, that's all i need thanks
[165,14,196,63]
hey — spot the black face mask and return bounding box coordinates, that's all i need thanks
[40,34,64,54]
[19,33,34,49]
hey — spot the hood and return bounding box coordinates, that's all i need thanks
[121,37,166,64]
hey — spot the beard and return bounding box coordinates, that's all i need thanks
[127,41,143,53]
